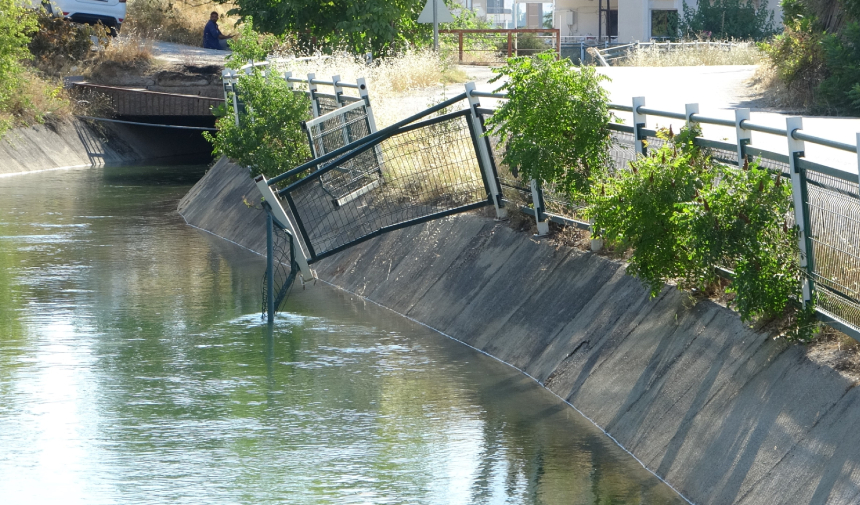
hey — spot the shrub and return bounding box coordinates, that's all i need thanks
[204,70,312,179]
[589,126,811,338]
[680,0,777,40]
[485,53,613,200]
[590,127,713,295]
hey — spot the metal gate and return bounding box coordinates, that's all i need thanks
[258,92,505,266]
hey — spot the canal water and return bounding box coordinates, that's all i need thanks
[0,165,686,504]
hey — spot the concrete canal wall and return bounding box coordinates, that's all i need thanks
[179,157,860,505]
[0,118,211,177]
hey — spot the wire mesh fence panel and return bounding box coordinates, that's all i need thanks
[609,131,636,173]
[284,110,491,260]
[306,103,381,204]
[315,96,340,116]
[261,219,297,318]
[804,171,860,328]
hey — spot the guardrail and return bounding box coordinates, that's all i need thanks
[465,84,860,341]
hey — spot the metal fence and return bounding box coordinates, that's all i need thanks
[470,87,860,341]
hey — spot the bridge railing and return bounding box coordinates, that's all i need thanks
[467,84,860,342]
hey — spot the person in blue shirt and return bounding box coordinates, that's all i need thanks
[203,12,233,50]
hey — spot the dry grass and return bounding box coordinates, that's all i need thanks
[85,31,155,81]
[807,326,860,382]
[269,50,471,128]
[749,62,819,112]
[124,0,238,45]
[619,42,766,67]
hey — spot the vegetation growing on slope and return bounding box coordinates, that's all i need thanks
[485,53,613,201]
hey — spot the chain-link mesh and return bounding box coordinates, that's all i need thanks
[261,217,298,319]
[315,96,340,116]
[285,111,489,259]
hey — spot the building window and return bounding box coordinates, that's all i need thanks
[651,9,678,39]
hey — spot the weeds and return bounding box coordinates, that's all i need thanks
[619,41,765,66]
[124,0,238,45]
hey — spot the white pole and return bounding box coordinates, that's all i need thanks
[254,175,315,283]
[433,0,439,51]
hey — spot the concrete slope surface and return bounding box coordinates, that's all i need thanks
[180,158,860,505]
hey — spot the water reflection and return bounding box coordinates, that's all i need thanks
[0,165,685,504]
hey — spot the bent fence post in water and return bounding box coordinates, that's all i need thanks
[254,174,315,283]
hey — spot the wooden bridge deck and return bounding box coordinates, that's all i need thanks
[74,83,224,117]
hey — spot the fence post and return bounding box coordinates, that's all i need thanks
[459,32,464,63]
[254,175,315,283]
[787,116,814,306]
[331,74,345,107]
[735,108,751,166]
[856,133,860,198]
[530,179,549,236]
[307,73,320,118]
[358,77,386,174]
[632,96,647,157]
[284,71,294,90]
[685,103,699,130]
[266,208,275,323]
[465,81,506,220]
[508,32,513,58]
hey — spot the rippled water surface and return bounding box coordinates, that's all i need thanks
[0,165,686,504]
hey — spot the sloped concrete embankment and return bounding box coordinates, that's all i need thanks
[180,157,860,505]
[0,117,211,177]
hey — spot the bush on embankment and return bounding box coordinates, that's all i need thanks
[487,53,814,340]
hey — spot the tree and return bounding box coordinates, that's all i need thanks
[227,0,429,56]
[680,0,777,40]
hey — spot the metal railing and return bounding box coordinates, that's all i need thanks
[466,84,860,341]
[592,40,755,66]
[438,29,561,65]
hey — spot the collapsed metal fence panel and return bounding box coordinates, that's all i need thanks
[280,107,493,261]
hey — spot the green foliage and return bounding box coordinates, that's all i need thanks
[589,127,712,296]
[225,18,280,69]
[228,0,427,56]
[0,0,38,132]
[818,20,860,113]
[204,71,312,179]
[680,0,777,40]
[590,126,810,338]
[485,53,612,199]
[676,157,800,323]
[760,13,826,88]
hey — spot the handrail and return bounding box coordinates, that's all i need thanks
[469,83,860,175]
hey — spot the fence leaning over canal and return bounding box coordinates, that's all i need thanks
[468,86,860,342]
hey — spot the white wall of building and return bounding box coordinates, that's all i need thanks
[553,0,782,42]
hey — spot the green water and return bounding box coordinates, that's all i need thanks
[0,165,686,504]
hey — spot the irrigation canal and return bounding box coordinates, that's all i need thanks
[0,163,687,503]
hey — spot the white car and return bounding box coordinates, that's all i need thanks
[37,0,126,34]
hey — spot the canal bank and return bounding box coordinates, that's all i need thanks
[0,117,212,177]
[180,157,860,505]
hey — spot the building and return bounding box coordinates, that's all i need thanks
[551,0,782,42]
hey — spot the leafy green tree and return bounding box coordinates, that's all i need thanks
[680,0,777,40]
[225,17,280,69]
[485,53,613,200]
[204,71,312,179]
[227,0,427,56]
[0,0,37,120]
